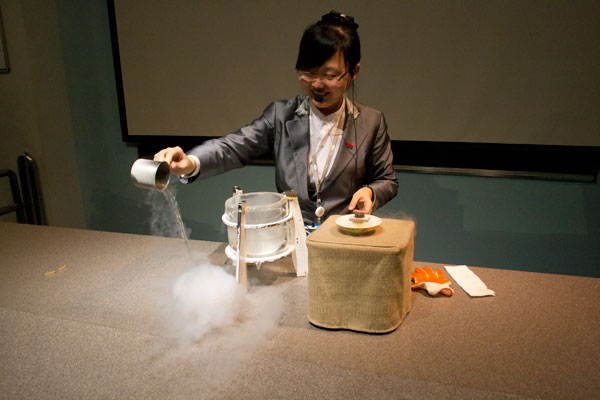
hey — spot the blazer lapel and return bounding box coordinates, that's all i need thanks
[284,99,310,200]
[321,99,363,192]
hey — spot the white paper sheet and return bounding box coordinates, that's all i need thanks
[444,265,495,297]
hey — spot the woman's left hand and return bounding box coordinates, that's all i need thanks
[348,186,373,215]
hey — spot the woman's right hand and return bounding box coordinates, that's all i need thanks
[153,146,196,176]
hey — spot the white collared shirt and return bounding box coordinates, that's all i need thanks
[308,97,346,184]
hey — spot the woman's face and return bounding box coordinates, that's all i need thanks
[298,50,359,115]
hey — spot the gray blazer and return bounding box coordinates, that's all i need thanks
[187,95,398,225]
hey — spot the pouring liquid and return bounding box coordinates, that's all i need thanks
[162,187,192,259]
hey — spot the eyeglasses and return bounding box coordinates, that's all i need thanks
[297,70,348,84]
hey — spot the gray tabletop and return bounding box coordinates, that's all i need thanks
[1,222,599,399]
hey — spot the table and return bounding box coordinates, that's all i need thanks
[1,222,599,399]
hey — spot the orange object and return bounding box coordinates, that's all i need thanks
[411,267,453,296]
[411,267,449,285]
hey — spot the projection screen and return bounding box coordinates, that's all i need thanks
[108,0,600,178]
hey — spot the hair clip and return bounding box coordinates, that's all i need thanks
[321,10,359,30]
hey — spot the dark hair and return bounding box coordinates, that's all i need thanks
[295,11,361,76]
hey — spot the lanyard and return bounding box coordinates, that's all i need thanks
[310,131,338,202]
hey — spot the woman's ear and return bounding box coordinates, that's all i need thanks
[351,63,361,80]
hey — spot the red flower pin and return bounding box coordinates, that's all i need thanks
[346,142,353,149]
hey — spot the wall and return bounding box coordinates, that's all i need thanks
[387,172,600,277]
[2,1,598,278]
[55,0,142,234]
[0,0,84,227]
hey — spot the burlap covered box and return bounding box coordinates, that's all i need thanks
[307,215,414,333]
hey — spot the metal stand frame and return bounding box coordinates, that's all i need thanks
[235,202,248,288]
[228,189,308,288]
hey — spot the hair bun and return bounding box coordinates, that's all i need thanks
[321,10,359,31]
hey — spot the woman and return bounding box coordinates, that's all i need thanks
[154,11,397,227]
